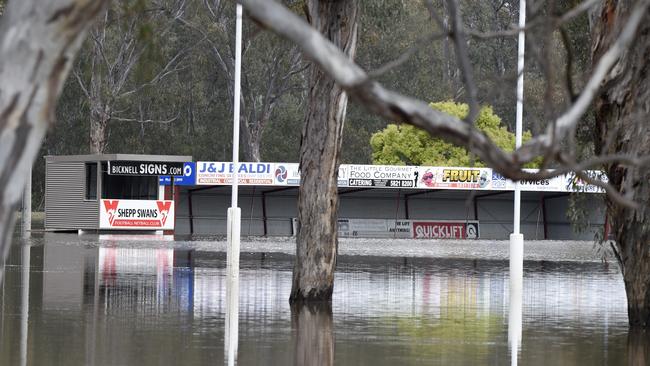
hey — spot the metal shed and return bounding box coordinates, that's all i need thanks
[45,154,191,231]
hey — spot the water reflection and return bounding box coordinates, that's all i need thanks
[292,302,334,366]
[508,270,522,366]
[0,238,642,365]
[20,242,30,366]
[627,329,650,366]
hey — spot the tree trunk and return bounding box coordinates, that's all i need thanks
[0,0,108,282]
[593,0,650,328]
[289,0,358,303]
[89,105,110,154]
[240,117,262,162]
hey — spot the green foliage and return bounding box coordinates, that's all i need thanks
[370,101,535,167]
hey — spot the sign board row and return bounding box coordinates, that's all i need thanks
[167,162,606,193]
[100,199,175,230]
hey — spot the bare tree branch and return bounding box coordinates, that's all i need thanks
[444,0,480,124]
[466,0,600,39]
[73,69,91,99]
[112,112,180,124]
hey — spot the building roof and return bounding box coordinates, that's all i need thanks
[44,154,192,163]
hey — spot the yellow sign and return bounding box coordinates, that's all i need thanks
[442,169,481,183]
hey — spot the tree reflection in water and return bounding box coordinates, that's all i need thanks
[627,329,649,366]
[292,302,334,366]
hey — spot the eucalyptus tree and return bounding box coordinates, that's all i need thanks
[592,0,650,328]
[74,0,188,154]
[178,0,307,162]
[289,0,359,303]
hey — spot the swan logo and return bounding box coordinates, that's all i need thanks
[103,200,120,225]
[156,201,172,226]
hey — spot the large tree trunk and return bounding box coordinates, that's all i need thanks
[0,0,108,282]
[289,0,358,303]
[593,0,650,328]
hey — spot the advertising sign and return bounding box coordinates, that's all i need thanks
[273,163,301,185]
[347,165,417,188]
[107,161,184,176]
[412,220,479,239]
[196,162,274,185]
[337,165,349,187]
[159,162,196,186]
[188,160,606,194]
[416,167,491,190]
[564,170,607,193]
[338,219,413,238]
[335,218,479,239]
[499,169,565,191]
[159,176,172,186]
[495,169,607,192]
[100,199,175,230]
[491,171,508,189]
[516,177,563,191]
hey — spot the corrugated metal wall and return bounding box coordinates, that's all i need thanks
[45,161,99,230]
[174,187,606,240]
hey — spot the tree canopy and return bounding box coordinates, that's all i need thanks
[370,101,533,166]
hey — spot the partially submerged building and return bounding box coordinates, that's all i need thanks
[44,157,606,240]
[45,154,191,232]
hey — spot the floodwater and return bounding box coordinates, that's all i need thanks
[0,233,648,365]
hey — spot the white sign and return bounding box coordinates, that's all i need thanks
[415,167,492,190]
[100,199,175,230]
[196,162,274,185]
[273,163,301,185]
[346,165,417,188]
[496,169,607,192]
[564,170,607,193]
[500,169,566,191]
[335,218,479,239]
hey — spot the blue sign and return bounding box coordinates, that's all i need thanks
[159,162,196,186]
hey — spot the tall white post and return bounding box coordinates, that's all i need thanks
[225,4,243,366]
[509,0,526,363]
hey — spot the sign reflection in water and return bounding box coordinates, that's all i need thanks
[2,238,645,365]
[97,246,194,313]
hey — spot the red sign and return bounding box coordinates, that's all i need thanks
[413,221,472,239]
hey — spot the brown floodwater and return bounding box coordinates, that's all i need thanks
[0,233,647,365]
